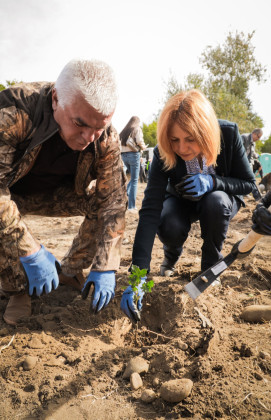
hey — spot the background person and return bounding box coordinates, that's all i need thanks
[241,128,263,168]
[0,59,127,325]
[121,89,256,322]
[241,128,263,199]
[253,158,264,180]
[120,116,147,214]
[139,157,147,183]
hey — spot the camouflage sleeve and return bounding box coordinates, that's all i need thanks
[91,128,127,271]
[0,105,40,259]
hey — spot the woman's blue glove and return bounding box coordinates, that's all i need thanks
[120,277,146,323]
[175,174,214,201]
[81,271,115,313]
[20,245,60,296]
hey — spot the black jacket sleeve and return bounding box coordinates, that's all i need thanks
[132,147,168,270]
[214,121,256,198]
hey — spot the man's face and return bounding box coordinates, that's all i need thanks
[252,132,262,143]
[52,89,114,151]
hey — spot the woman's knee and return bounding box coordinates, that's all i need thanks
[200,191,233,219]
[158,213,189,245]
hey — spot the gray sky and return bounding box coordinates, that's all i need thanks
[0,0,270,137]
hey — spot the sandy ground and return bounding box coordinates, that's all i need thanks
[0,183,270,420]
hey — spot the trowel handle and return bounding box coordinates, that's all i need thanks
[238,204,271,253]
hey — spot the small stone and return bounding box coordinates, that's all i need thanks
[28,337,44,349]
[153,377,160,387]
[254,372,264,381]
[130,372,143,390]
[123,356,149,379]
[40,331,51,344]
[240,305,271,322]
[23,356,38,371]
[175,339,188,351]
[160,378,193,403]
[141,389,156,403]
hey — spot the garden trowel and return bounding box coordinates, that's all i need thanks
[184,190,271,300]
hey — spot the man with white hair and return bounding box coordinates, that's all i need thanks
[0,59,127,325]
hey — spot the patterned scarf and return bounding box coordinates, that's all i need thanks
[185,156,216,175]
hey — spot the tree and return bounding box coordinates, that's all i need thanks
[260,136,271,154]
[161,31,266,133]
[0,80,19,92]
[142,121,157,147]
[162,70,184,104]
[200,31,266,104]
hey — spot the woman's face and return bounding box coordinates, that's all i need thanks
[169,123,201,161]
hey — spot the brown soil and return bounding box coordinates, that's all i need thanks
[0,183,270,420]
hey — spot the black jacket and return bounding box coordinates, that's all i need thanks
[132,119,256,271]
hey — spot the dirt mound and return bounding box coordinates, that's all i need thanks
[0,184,270,419]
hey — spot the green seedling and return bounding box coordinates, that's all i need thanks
[129,264,154,305]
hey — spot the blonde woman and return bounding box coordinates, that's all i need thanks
[120,116,147,213]
[121,89,256,322]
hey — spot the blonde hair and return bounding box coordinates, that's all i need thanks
[157,89,221,170]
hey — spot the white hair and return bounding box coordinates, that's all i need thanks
[54,59,118,115]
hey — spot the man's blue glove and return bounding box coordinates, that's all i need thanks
[81,271,115,313]
[175,173,214,201]
[20,245,60,296]
[120,277,146,323]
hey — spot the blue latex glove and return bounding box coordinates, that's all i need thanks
[175,173,214,201]
[120,277,146,323]
[20,245,60,296]
[81,271,115,313]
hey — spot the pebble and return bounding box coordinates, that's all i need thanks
[175,339,188,351]
[23,356,38,371]
[153,377,160,387]
[130,372,143,390]
[28,337,44,349]
[240,305,271,322]
[141,389,156,403]
[123,356,149,379]
[160,378,193,403]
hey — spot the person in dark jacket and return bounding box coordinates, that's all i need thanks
[120,89,256,322]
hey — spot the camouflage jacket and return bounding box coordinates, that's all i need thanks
[0,82,127,271]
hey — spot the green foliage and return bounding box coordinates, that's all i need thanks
[0,80,20,92]
[142,121,157,147]
[162,70,184,103]
[128,265,154,304]
[161,31,266,133]
[260,136,271,154]
[200,31,266,103]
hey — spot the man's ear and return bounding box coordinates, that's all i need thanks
[52,88,58,111]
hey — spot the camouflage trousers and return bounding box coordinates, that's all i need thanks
[0,183,100,295]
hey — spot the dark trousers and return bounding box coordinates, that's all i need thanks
[157,191,241,271]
